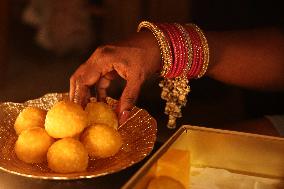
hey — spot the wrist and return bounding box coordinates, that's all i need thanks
[135,30,163,73]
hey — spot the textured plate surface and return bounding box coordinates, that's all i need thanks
[0,93,157,180]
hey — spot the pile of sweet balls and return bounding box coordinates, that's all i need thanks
[14,100,122,173]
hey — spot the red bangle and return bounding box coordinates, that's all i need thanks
[171,24,187,77]
[158,24,179,78]
[175,24,193,78]
[158,23,188,78]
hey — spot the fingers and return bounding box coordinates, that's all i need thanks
[69,44,147,126]
[69,62,101,105]
[96,76,111,102]
[117,79,143,124]
[70,59,117,106]
[73,78,91,107]
[69,76,76,102]
[69,47,118,104]
[119,110,131,126]
[97,71,117,101]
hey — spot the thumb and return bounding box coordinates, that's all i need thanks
[117,79,142,124]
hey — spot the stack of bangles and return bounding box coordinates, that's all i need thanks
[137,21,209,129]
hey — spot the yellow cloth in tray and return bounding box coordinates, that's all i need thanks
[155,148,190,189]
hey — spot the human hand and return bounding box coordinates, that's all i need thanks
[69,31,161,124]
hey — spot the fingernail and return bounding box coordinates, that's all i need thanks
[119,110,130,125]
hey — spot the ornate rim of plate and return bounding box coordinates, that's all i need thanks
[0,93,157,180]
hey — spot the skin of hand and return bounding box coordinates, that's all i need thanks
[69,31,161,124]
[224,117,280,137]
[206,27,284,91]
[70,26,284,125]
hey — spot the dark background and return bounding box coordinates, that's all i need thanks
[0,0,284,188]
[0,0,283,144]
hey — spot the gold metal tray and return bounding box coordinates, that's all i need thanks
[123,125,284,189]
[0,93,157,180]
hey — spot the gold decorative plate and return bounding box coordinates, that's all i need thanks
[0,93,157,180]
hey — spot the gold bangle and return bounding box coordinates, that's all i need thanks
[137,21,172,77]
[187,24,210,78]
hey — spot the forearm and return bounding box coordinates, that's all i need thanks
[224,117,280,136]
[204,28,284,91]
